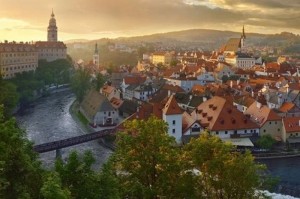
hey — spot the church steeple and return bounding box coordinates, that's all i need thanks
[240,25,246,51]
[241,25,246,39]
[47,9,58,42]
[93,43,99,67]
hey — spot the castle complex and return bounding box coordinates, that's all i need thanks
[0,10,67,79]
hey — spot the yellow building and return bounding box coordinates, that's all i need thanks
[152,52,173,65]
[0,41,38,79]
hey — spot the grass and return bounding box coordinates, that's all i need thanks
[76,110,89,126]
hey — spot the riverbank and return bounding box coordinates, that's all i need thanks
[254,151,300,160]
[69,98,116,150]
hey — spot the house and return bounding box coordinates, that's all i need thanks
[233,95,256,113]
[80,90,118,127]
[191,96,259,140]
[244,102,282,140]
[214,62,235,81]
[278,102,300,117]
[100,84,121,100]
[162,95,183,143]
[282,117,300,144]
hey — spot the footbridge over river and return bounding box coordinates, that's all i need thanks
[33,128,116,155]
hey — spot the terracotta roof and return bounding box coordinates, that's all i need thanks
[279,102,295,113]
[162,83,185,93]
[182,111,198,133]
[193,96,258,131]
[163,95,182,115]
[191,84,206,94]
[224,38,241,52]
[35,41,66,48]
[123,75,146,85]
[283,117,300,133]
[101,85,115,94]
[244,102,281,127]
[110,97,123,109]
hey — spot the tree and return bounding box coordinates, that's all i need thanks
[55,151,102,199]
[110,116,183,199]
[0,77,19,117]
[182,132,267,199]
[0,105,43,199]
[41,172,71,199]
[256,134,276,149]
[70,67,91,102]
[93,73,106,91]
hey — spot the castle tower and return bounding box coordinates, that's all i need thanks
[47,9,58,42]
[93,43,99,67]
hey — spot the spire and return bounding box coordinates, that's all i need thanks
[51,9,55,17]
[94,43,98,54]
[242,25,246,39]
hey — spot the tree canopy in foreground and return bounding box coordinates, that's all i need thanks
[109,116,269,199]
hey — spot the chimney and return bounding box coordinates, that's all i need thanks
[168,90,171,97]
[203,96,207,102]
[230,80,233,88]
[256,101,262,109]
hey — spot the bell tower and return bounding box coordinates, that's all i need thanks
[47,9,58,42]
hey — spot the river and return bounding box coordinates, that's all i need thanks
[258,157,300,198]
[16,91,112,170]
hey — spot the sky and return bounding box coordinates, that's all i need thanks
[0,0,299,42]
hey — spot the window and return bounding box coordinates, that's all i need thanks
[278,128,280,131]
[225,131,228,134]
[275,121,277,124]
[216,131,219,135]
[263,129,266,132]
[172,120,176,125]
[172,129,175,134]
[269,122,271,124]
[244,130,247,133]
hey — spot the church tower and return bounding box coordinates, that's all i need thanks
[47,9,58,42]
[240,25,246,50]
[93,43,99,67]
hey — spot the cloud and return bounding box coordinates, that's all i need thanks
[0,0,299,41]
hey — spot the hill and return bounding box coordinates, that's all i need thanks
[66,29,300,64]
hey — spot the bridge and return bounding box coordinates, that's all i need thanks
[33,128,116,154]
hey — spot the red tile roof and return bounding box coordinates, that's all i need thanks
[244,102,281,126]
[123,75,146,85]
[283,117,300,133]
[163,95,182,115]
[193,96,258,131]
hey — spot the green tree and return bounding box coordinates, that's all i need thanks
[55,151,102,199]
[93,73,106,91]
[98,163,121,199]
[0,105,43,199]
[10,71,44,107]
[256,134,276,149]
[182,132,267,199]
[70,67,91,102]
[41,172,71,199]
[0,77,19,117]
[110,116,182,199]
